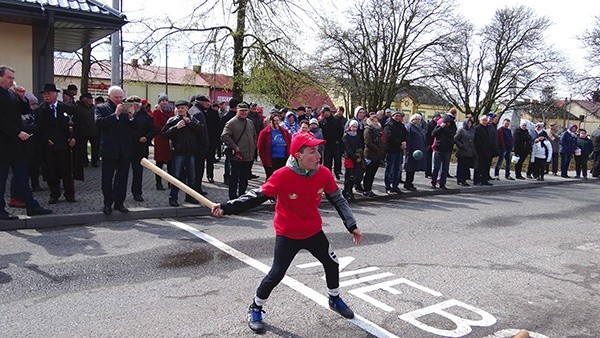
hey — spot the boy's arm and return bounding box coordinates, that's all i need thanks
[217,188,270,215]
[325,188,358,233]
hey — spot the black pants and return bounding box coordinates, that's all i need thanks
[155,161,171,186]
[82,134,100,165]
[533,158,547,179]
[474,155,492,184]
[323,143,342,175]
[592,151,600,177]
[205,141,218,179]
[256,231,339,300]
[194,150,206,191]
[102,157,130,208]
[45,148,74,199]
[425,146,433,177]
[575,155,588,177]
[263,157,286,179]
[343,167,355,194]
[404,171,416,189]
[229,160,252,199]
[514,153,528,178]
[362,160,380,191]
[131,150,148,197]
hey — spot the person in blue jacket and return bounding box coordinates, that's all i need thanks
[559,124,578,178]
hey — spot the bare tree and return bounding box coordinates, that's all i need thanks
[316,0,456,111]
[579,14,600,97]
[429,6,568,120]
[130,0,302,101]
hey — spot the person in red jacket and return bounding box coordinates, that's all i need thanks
[212,133,362,334]
[257,113,291,178]
[152,94,174,190]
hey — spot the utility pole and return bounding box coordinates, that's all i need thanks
[165,42,169,95]
[110,0,121,86]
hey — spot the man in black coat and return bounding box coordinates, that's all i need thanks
[188,95,211,195]
[430,113,457,189]
[474,115,494,186]
[95,85,134,215]
[319,105,344,179]
[425,112,441,178]
[128,96,156,202]
[0,65,52,219]
[35,83,83,204]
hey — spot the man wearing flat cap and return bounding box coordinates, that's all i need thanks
[35,83,83,204]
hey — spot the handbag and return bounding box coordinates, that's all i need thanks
[224,120,247,156]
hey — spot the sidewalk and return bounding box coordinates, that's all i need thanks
[1,150,594,231]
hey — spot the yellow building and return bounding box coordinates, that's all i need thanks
[394,85,452,120]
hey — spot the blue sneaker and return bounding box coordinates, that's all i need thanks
[247,304,265,333]
[329,297,354,319]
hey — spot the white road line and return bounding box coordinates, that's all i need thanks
[167,219,399,338]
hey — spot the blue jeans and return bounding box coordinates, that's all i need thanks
[431,151,451,186]
[560,152,572,177]
[0,159,41,213]
[384,153,403,189]
[170,154,195,200]
[494,149,512,178]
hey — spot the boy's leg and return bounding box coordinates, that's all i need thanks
[306,231,355,319]
[248,236,300,333]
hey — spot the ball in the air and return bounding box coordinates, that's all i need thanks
[412,149,423,160]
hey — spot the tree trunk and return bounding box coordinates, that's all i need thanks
[232,0,247,102]
[80,44,92,94]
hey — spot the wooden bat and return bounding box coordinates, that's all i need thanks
[140,158,217,210]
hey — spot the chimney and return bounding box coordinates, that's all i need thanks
[131,58,139,67]
[193,65,202,74]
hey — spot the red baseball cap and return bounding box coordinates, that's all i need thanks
[289,133,326,155]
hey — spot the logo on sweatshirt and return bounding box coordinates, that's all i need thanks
[289,193,298,200]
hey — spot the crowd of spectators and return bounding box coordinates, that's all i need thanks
[3,63,600,220]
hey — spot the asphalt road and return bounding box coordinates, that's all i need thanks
[1,183,598,338]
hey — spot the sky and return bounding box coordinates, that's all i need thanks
[111,0,600,98]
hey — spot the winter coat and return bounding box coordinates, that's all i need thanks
[131,108,157,157]
[513,127,532,157]
[591,127,600,152]
[342,131,363,162]
[487,123,500,157]
[404,122,427,172]
[363,125,385,162]
[221,115,257,162]
[162,113,203,156]
[560,126,578,155]
[431,115,456,153]
[257,125,291,168]
[474,124,493,159]
[454,124,476,158]
[152,107,174,162]
[497,126,513,151]
[282,111,300,135]
[96,100,133,160]
[320,115,344,145]
[576,137,593,159]
[384,118,407,154]
[531,138,553,162]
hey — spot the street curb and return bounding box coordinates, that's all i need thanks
[1,179,595,231]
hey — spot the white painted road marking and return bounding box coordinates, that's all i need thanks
[167,219,400,338]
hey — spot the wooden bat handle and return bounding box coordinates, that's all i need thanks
[140,158,217,209]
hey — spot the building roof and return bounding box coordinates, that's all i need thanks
[55,57,226,88]
[0,0,127,52]
[395,85,450,107]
